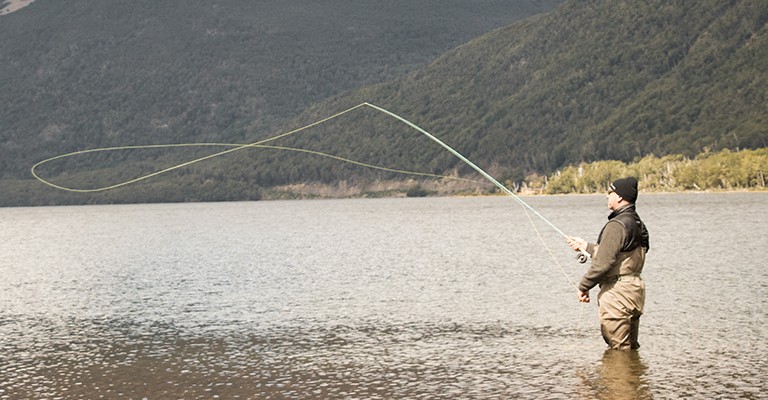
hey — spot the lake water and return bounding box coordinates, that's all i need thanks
[1,193,766,399]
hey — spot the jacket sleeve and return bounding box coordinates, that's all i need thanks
[585,242,597,257]
[578,221,626,292]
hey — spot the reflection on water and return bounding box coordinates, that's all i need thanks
[1,194,767,398]
[578,350,651,400]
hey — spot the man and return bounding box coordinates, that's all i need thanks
[566,177,649,350]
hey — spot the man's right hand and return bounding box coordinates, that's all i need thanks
[566,236,587,252]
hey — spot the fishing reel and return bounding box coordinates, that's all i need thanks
[577,251,590,264]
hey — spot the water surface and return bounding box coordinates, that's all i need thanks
[1,193,766,398]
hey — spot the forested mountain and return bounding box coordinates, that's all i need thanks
[283,0,767,180]
[2,0,767,206]
[0,0,560,174]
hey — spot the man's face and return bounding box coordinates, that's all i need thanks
[607,190,621,210]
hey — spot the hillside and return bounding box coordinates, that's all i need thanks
[185,0,768,200]
[3,0,768,206]
[0,0,560,179]
[282,0,767,180]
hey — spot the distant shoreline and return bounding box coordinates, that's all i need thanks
[259,181,766,201]
[0,0,35,16]
[0,176,765,208]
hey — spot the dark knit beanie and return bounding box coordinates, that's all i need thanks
[610,177,638,203]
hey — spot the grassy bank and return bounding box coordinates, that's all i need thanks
[537,147,767,194]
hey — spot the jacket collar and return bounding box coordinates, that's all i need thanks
[608,203,636,220]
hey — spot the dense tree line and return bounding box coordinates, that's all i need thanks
[6,146,763,207]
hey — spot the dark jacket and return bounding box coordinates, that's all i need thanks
[579,204,649,292]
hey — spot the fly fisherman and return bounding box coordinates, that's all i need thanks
[566,177,650,350]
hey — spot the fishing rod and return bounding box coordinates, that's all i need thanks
[363,103,590,264]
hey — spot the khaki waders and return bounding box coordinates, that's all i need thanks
[597,274,645,350]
